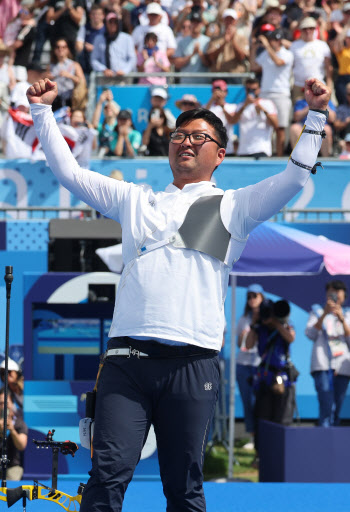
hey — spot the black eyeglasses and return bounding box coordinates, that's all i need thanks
[247,293,258,299]
[170,131,222,147]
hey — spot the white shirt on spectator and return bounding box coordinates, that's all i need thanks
[208,102,237,155]
[235,99,277,156]
[290,39,331,87]
[256,46,294,96]
[132,23,177,53]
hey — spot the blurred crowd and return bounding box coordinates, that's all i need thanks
[3,0,350,159]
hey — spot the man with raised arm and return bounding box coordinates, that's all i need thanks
[27,77,330,512]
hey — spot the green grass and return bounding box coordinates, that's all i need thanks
[203,439,258,482]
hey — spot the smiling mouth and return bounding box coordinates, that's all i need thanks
[178,151,194,158]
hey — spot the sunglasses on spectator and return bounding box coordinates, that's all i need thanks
[182,101,196,106]
[55,44,68,49]
[247,293,258,299]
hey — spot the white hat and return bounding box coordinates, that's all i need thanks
[299,16,317,29]
[222,8,238,20]
[14,65,28,82]
[263,0,285,12]
[146,2,163,15]
[11,82,30,108]
[0,358,20,372]
[151,87,168,99]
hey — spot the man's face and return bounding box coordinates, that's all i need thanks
[265,8,281,26]
[148,13,161,26]
[327,287,346,305]
[246,83,260,98]
[90,8,104,26]
[169,118,225,188]
[301,27,315,41]
[191,19,203,36]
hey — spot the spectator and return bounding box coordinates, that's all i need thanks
[305,280,350,427]
[172,11,210,84]
[205,79,237,156]
[132,2,177,58]
[141,106,170,155]
[0,388,27,481]
[68,109,97,168]
[334,82,350,140]
[4,7,36,77]
[174,18,191,43]
[236,284,263,449]
[246,299,297,452]
[131,0,170,27]
[175,93,201,112]
[46,0,85,58]
[228,78,278,157]
[329,28,350,105]
[290,17,332,102]
[112,109,142,157]
[0,358,24,412]
[48,38,87,111]
[207,9,249,83]
[253,0,291,48]
[0,44,15,128]
[76,4,106,80]
[289,96,336,156]
[2,63,46,158]
[150,86,176,129]
[338,132,350,159]
[327,1,350,45]
[91,12,137,79]
[136,32,171,85]
[250,29,294,156]
[173,0,207,33]
[92,88,120,157]
[0,0,20,41]
[31,0,52,64]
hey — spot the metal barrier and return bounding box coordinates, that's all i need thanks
[1,206,350,222]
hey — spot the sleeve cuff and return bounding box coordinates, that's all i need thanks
[305,110,327,131]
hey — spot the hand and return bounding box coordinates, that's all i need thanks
[118,125,130,137]
[304,78,331,110]
[192,42,200,55]
[59,69,72,78]
[99,89,113,103]
[115,70,125,76]
[84,42,94,52]
[258,34,269,48]
[26,78,57,105]
[104,69,115,77]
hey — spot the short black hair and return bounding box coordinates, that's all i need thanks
[326,280,348,293]
[245,77,260,87]
[175,108,228,149]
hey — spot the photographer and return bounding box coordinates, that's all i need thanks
[246,298,296,453]
[305,280,350,427]
[0,389,28,481]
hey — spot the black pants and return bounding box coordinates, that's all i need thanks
[80,337,219,512]
[254,383,295,452]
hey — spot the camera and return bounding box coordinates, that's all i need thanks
[329,292,338,303]
[259,298,290,322]
[191,5,201,13]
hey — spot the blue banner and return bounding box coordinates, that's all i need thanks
[0,159,349,216]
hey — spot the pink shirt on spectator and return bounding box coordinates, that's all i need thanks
[0,0,20,38]
[137,50,170,85]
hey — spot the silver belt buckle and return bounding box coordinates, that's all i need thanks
[128,347,140,358]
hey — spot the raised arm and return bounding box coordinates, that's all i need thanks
[26,79,125,218]
[224,78,331,239]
